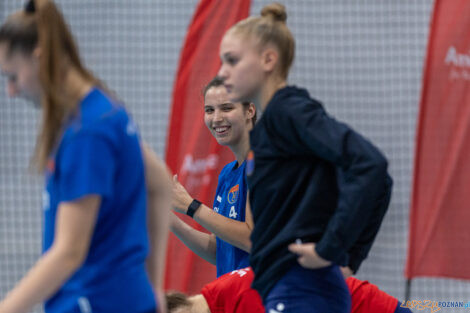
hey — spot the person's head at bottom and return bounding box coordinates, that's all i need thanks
[166,292,210,313]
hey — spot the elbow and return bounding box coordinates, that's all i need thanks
[368,153,392,198]
[239,238,251,253]
[234,223,252,253]
[242,242,252,253]
[372,151,388,173]
[367,150,389,180]
[239,235,252,253]
[63,248,87,271]
[51,243,88,271]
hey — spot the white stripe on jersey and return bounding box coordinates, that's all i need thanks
[78,297,92,313]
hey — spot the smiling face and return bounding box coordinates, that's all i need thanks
[0,43,42,106]
[204,85,254,148]
[217,31,265,104]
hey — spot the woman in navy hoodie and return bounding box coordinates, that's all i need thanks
[217,3,392,313]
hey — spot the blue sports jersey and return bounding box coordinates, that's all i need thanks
[213,160,250,277]
[42,88,156,313]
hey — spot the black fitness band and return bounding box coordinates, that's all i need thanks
[187,199,202,218]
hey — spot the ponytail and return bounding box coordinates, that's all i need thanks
[0,0,102,171]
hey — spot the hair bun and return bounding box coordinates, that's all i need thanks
[261,3,287,23]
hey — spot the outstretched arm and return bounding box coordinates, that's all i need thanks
[172,176,253,252]
[0,196,100,313]
[142,144,171,313]
[170,213,217,264]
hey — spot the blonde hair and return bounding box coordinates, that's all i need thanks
[0,0,101,171]
[229,2,295,79]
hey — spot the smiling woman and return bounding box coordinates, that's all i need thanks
[203,78,256,156]
[170,76,256,278]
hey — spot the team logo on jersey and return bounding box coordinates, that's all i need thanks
[227,184,239,204]
[246,150,255,176]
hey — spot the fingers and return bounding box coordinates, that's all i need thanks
[172,175,186,193]
[172,175,183,190]
[296,256,308,267]
[340,266,353,278]
[288,244,309,268]
[288,242,314,256]
[169,174,192,213]
[288,242,327,269]
[288,243,302,255]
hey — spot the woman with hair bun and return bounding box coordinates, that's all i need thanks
[0,1,170,312]
[218,3,392,312]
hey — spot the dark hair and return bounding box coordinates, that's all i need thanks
[0,0,102,171]
[203,76,257,125]
[166,292,191,313]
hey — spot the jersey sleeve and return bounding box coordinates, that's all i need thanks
[57,131,116,202]
[213,164,228,206]
[267,99,391,264]
[233,289,265,313]
[201,284,219,313]
[347,277,399,313]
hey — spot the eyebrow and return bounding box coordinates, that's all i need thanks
[204,102,233,108]
[222,52,236,60]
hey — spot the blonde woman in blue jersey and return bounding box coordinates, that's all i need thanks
[0,1,170,312]
[171,77,256,277]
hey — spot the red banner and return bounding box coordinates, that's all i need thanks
[406,0,470,280]
[164,0,251,293]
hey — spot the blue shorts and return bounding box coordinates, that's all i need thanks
[264,264,351,313]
